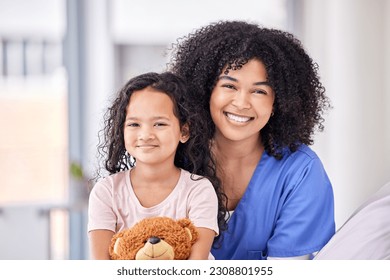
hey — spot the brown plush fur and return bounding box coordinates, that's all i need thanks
[109,217,198,260]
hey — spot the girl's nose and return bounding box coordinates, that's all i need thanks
[231,91,251,110]
[138,126,155,140]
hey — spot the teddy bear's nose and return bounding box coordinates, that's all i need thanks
[148,236,161,244]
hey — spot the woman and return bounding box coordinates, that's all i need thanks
[169,20,335,260]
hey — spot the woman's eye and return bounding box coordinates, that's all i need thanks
[253,89,267,95]
[222,84,236,90]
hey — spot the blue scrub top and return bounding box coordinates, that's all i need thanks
[211,144,335,260]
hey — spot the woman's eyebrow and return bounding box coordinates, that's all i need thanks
[217,75,237,82]
[254,81,270,86]
[218,75,270,86]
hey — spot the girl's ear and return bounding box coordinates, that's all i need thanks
[180,123,190,143]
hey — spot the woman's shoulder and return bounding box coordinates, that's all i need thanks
[259,145,332,197]
[280,144,321,162]
[293,144,320,159]
[262,144,326,175]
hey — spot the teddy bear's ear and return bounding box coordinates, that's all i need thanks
[113,238,122,255]
[177,218,199,244]
[108,236,123,260]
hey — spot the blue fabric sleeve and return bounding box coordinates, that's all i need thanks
[267,157,335,257]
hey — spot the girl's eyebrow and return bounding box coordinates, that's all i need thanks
[218,75,270,86]
[125,116,171,121]
[151,116,171,121]
[125,117,137,121]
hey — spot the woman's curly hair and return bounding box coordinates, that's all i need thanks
[169,20,331,159]
[96,71,227,233]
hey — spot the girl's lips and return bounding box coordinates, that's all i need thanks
[136,144,158,149]
[224,112,253,123]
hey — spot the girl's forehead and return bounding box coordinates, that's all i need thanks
[129,87,170,102]
[126,88,177,118]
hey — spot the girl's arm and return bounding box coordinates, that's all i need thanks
[188,227,216,260]
[89,229,115,260]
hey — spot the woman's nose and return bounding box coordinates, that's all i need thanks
[231,91,251,110]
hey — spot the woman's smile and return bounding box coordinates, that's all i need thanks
[224,112,254,124]
[210,59,275,142]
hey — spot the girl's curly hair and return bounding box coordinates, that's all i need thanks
[96,71,227,233]
[169,20,331,159]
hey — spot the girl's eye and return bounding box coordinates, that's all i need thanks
[127,123,139,127]
[154,123,167,127]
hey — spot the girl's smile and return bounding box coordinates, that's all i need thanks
[124,87,187,166]
[135,144,159,152]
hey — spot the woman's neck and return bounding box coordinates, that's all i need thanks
[212,131,264,161]
[212,131,264,211]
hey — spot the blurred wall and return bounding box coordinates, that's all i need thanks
[0,0,69,259]
[300,0,390,227]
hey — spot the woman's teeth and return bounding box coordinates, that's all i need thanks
[226,112,251,123]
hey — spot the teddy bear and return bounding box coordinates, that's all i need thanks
[109,216,198,260]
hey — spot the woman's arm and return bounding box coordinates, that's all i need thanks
[88,229,115,260]
[188,227,216,260]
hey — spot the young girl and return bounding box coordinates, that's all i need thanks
[88,72,226,260]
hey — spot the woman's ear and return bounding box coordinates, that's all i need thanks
[180,123,190,143]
